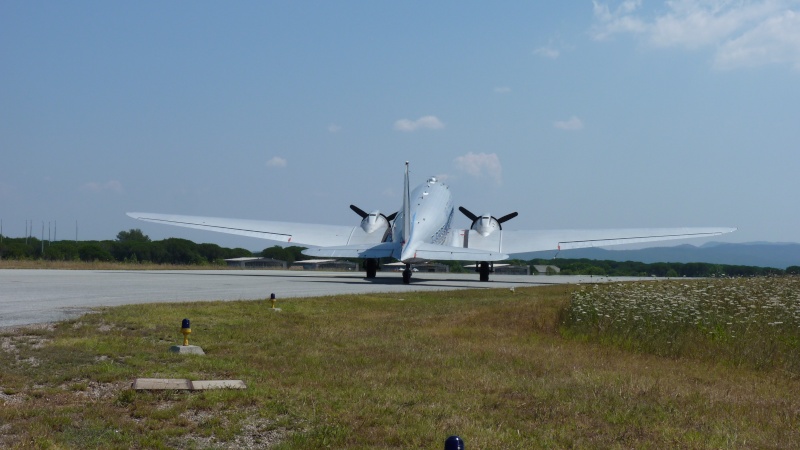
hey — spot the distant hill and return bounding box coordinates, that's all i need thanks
[517,242,800,269]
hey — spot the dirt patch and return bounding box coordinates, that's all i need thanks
[62,380,129,401]
[0,390,25,405]
[179,408,288,449]
[0,323,54,360]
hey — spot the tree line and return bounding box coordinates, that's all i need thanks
[2,229,797,275]
[0,229,252,265]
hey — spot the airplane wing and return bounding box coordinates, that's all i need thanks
[125,212,386,247]
[301,228,736,262]
[444,227,737,255]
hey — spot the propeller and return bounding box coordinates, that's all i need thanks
[496,211,519,224]
[350,205,397,222]
[350,204,369,219]
[458,206,479,222]
[459,206,517,237]
[459,207,517,229]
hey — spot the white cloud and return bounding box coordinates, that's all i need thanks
[327,124,342,133]
[81,180,123,194]
[715,9,800,69]
[266,156,287,168]
[393,115,445,132]
[494,86,512,94]
[591,0,800,70]
[454,152,503,184]
[554,116,584,131]
[533,46,560,59]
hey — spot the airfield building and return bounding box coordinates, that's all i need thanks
[225,257,287,269]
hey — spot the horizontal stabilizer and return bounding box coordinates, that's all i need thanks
[406,243,508,262]
[302,242,399,259]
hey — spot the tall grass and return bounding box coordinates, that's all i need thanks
[562,276,800,372]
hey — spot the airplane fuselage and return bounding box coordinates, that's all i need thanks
[392,177,454,263]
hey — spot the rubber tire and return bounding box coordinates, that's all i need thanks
[479,262,490,282]
[365,258,378,278]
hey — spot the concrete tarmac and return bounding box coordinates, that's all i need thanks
[0,269,648,328]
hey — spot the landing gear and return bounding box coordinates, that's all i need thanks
[402,265,412,284]
[477,261,492,282]
[365,258,378,278]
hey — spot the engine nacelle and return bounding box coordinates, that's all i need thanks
[360,210,391,234]
[472,214,501,237]
[351,204,397,235]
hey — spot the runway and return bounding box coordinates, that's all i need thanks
[0,269,648,328]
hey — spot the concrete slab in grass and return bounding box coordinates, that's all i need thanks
[169,345,205,355]
[132,378,246,390]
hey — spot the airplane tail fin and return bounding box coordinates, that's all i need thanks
[402,161,410,244]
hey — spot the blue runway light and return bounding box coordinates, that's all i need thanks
[181,318,191,346]
[444,435,464,450]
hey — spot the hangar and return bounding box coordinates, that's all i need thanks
[224,257,287,269]
[292,259,359,271]
[532,265,561,275]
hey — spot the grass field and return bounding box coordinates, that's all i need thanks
[1,278,799,448]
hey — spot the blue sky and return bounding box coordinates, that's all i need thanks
[2,1,799,250]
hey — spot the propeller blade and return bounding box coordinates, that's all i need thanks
[497,212,518,224]
[458,206,479,222]
[386,212,398,222]
[350,204,369,219]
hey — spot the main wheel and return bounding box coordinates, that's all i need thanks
[365,258,378,278]
[479,261,490,282]
[402,268,412,284]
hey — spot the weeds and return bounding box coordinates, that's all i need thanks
[563,276,800,372]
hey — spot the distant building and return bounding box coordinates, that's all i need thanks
[412,262,450,273]
[495,264,530,275]
[225,257,287,269]
[532,265,560,275]
[384,262,449,273]
[292,259,359,271]
[463,263,531,275]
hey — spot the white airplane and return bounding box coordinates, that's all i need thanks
[127,162,735,283]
